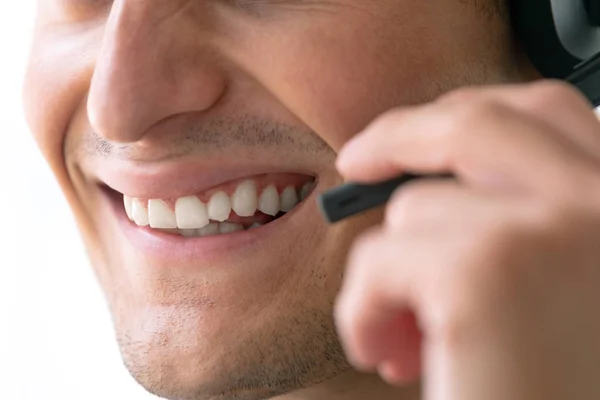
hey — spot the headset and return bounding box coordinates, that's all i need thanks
[318,0,600,224]
[512,0,600,104]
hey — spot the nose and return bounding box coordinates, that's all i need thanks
[87,1,226,143]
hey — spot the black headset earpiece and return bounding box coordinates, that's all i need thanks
[511,0,600,105]
[316,0,600,224]
[585,0,600,25]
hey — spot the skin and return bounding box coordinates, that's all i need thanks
[20,1,557,399]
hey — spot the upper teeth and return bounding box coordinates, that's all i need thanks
[207,191,231,222]
[123,180,314,229]
[131,198,149,227]
[148,199,177,229]
[280,187,299,212]
[258,185,279,216]
[231,180,258,217]
[175,196,209,229]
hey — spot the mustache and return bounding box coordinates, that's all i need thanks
[75,115,333,162]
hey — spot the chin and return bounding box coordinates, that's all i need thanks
[107,297,350,400]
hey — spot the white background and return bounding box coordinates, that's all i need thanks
[0,3,159,399]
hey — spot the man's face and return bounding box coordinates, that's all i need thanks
[23,1,519,399]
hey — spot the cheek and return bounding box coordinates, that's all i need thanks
[222,15,441,153]
[271,52,432,152]
[24,43,76,168]
[22,30,99,230]
[23,23,101,167]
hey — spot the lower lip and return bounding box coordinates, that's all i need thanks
[105,188,314,264]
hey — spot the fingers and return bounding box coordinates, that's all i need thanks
[336,82,600,196]
[334,227,421,377]
[439,81,600,164]
[384,179,492,230]
[376,312,423,385]
[334,81,600,396]
[334,181,524,382]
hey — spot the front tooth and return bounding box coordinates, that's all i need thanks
[219,222,244,234]
[207,191,231,222]
[300,182,313,201]
[175,196,209,229]
[124,196,134,220]
[148,199,178,229]
[232,180,258,217]
[258,185,280,216]
[280,186,298,212]
[199,222,219,236]
[248,222,262,230]
[132,199,149,226]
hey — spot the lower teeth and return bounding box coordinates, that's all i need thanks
[167,221,263,237]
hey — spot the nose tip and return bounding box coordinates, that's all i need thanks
[86,3,227,144]
[87,70,156,143]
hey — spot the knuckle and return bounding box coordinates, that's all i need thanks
[465,97,506,119]
[527,80,583,109]
[442,99,506,155]
[438,86,482,104]
[450,97,503,130]
[438,87,507,121]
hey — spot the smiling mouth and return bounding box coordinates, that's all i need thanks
[115,174,316,238]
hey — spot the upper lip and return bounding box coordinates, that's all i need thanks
[92,158,316,199]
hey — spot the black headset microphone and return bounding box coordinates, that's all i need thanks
[318,0,600,224]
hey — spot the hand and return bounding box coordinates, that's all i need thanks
[334,80,600,400]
